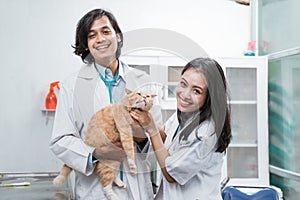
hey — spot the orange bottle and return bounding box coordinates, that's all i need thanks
[45,81,60,110]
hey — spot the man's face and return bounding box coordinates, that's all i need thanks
[87,16,120,66]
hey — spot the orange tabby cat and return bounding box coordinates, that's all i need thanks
[53,90,156,200]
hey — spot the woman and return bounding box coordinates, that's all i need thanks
[131,57,232,199]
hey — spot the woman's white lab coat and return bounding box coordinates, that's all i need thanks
[50,61,161,200]
[154,112,224,200]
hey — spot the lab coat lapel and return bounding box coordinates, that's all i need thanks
[164,114,180,150]
[73,64,99,138]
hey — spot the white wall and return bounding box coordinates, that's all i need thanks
[0,0,250,172]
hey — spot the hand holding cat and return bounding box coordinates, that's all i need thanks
[130,109,159,137]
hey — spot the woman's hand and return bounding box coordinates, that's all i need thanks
[130,109,159,136]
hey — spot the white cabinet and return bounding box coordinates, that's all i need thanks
[216,56,269,186]
[121,54,269,186]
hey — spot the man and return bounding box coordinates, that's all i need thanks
[50,8,161,200]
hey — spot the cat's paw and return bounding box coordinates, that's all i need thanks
[127,159,137,175]
[106,193,119,200]
[53,175,66,186]
[114,177,126,189]
[129,165,137,175]
[104,184,119,200]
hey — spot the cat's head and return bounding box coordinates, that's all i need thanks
[122,89,156,112]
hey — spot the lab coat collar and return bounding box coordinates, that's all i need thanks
[77,63,98,80]
[77,60,128,80]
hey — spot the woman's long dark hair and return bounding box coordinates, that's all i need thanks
[178,58,231,153]
[73,8,123,63]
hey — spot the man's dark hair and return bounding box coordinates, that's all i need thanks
[73,8,123,63]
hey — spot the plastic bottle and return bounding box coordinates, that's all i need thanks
[45,81,60,110]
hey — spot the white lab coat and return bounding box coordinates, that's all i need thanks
[154,112,224,200]
[50,60,162,200]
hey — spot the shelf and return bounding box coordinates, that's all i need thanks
[229,100,257,105]
[229,143,258,148]
[41,109,56,112]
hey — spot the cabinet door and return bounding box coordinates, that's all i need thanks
[217,57,269,186]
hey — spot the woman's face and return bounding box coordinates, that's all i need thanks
[176,68,208,113]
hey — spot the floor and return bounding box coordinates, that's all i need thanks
[0,173,72,200]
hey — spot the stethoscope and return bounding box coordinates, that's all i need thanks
[94,62,119,104]
[99,72,119,104]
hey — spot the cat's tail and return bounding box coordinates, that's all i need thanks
[53,164,73,186]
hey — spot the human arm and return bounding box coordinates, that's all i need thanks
[130,109,176,183]
[131,110,220,185]
[49,80,93,175]
[132,102,164,151]
[157,116,221,185]
[49,78,125,175]
[147,132,176,183]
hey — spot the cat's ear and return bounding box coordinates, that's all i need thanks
[125,88,132,94]
[151,94,157,98]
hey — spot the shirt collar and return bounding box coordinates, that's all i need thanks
[94,60,125,81]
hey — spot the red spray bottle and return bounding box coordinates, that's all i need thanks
[45,81,60,110]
